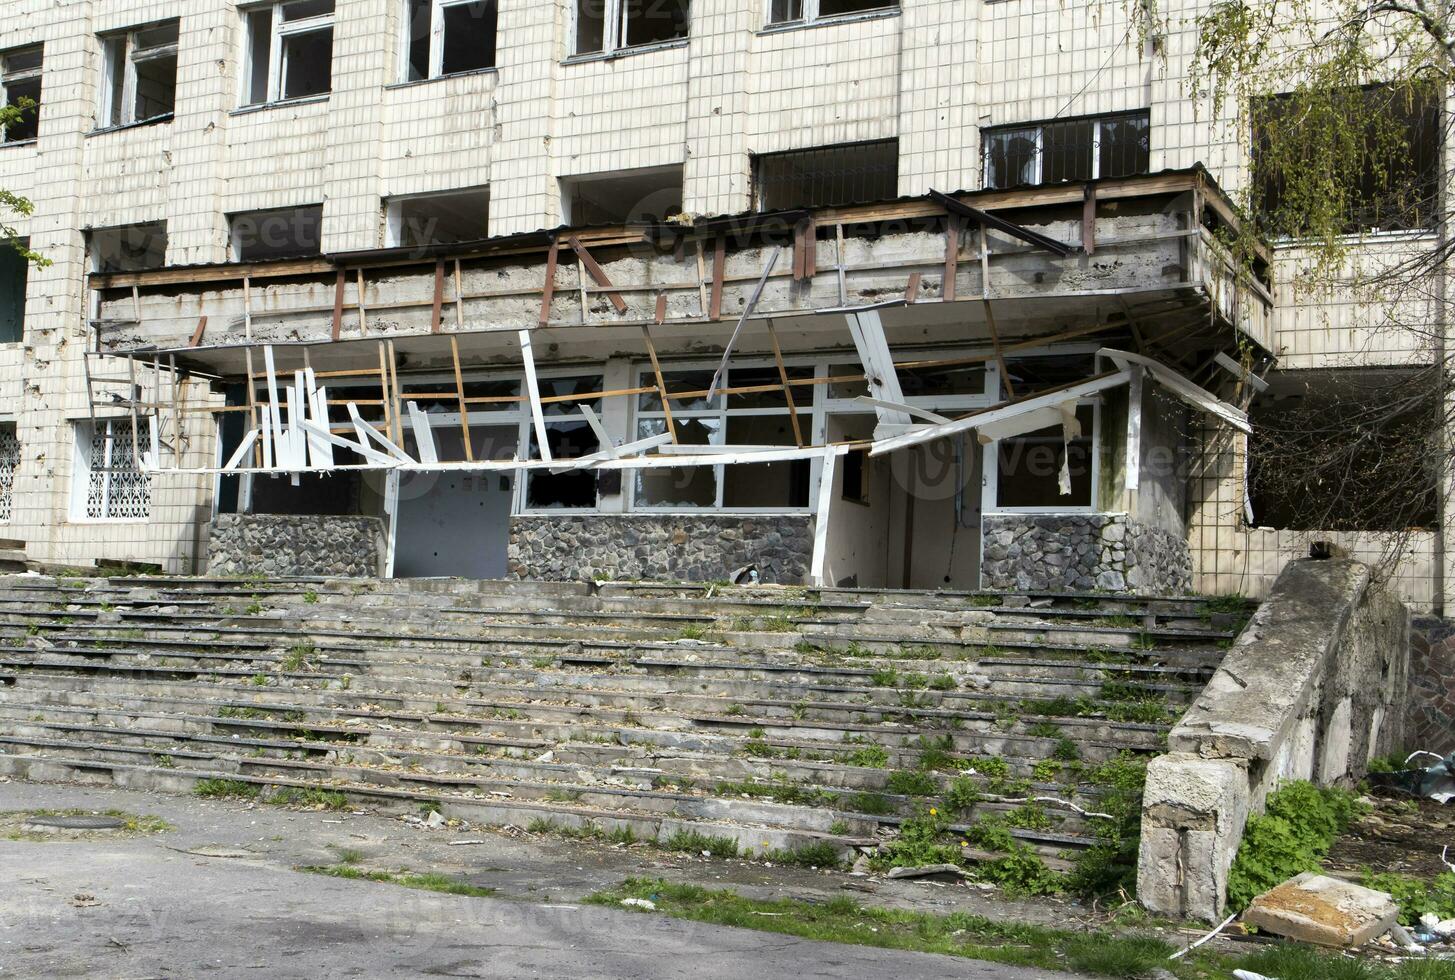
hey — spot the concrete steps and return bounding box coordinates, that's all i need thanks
[0,573,1249,871]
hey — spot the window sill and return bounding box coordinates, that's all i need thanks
[0,138,37,149]
[758,6,901,36]
[384,67,498,91]
[88,114,174,137]
[66,517,151,525]
[230,94,330,117]
[564,37,689,66]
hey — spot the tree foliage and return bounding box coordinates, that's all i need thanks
[0,98,45,266]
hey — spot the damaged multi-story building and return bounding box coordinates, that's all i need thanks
[0,0,1440,609]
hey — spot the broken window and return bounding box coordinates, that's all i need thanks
[242,0,334,106]
[230,205,323,260]
[386,188,490,246]
[754,140,899,211]
[0,244,26,343]
[89,222,168,273]
[1,46,42,143]
[1254,85,1439,234]
[993,403,1095,510]
[983,111,1150,189]
[402,0,497,81]
[524,374,603,509]
[572,0,690,57]
[100,21,178,128]
[561,166,683,225]
[74,418,151,521]
[633,365,811,511]
[767,0,895,26]
[0,422,16,522]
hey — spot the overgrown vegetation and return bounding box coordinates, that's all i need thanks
[1226,781,1365,911]
[193,778,261,800]
[300,864,495,898]
[1362,870,1455,927]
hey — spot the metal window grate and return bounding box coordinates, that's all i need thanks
[0,424,16,522]
[754,139,900,212]
[983,111,1150,190]
[85,418,151,520]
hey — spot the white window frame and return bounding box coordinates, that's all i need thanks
[571,0,689,58]
[628,357,825,515]
[99,21,179,129]
[0,46,42,144]
[0,421,17,523]
[765,0,898,29]
[71,417,152,522]
[982,111,1150,190]
[242,0,335,107]
[400,0,497,81]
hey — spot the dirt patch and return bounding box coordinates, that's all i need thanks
[1324,794,1455,880]
[1,808,173,841]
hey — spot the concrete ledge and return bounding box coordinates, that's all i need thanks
[1136,558,1410,920]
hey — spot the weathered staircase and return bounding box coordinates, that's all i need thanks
[0,575,1249,874]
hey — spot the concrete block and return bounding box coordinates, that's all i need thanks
[1243,873,1398,948]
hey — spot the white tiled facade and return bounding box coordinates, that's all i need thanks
[0,0,1442,603]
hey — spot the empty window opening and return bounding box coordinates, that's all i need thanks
[402,0,497,81]
[101,21,178,128]
[561,166,683,226]
[1254,85,1439,235]
[0,422,16,522]
[1248,370,1439,531]
[573,0,690,57]
[230,205,324,260]
[243,0,334,106]
[993,404,1096,509]
[385,187,490,247]
[983,111,1150,190]
[525,375,603,509]
[754,140,900,211]
[768,0,895,26]
[1,46,42,143]
[0,244,26,343]
[90,222,168,273]
[75,418,151,521]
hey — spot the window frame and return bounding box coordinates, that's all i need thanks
[241,0,335,107]
[569,0,690,60]
[98,21,179,130]
[981,110,1150,190]
[0,45,42,144]
[628,358,822,515]
[765,0,898,29]
[399,0,498,81]
[72,417,152,523]
[0,421,17,523]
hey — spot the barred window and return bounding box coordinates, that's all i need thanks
[0,423,16,522]
[983,111,1150,190]
[77,418,151,520]
[754,139,900,212]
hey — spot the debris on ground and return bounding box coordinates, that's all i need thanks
[619,897,656,911]
[1366,751,1455,804]
[885,864,969,882]
[1242,872,1398,948]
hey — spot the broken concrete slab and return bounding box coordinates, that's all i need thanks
[1242,872,1398,948]
[886,864,969,882]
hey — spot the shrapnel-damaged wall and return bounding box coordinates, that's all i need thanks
[207,514,384,578]
[980,514,1193,594]
[508,515,812,584]
[1137,558,1410,921]
[1408,617,1455,755]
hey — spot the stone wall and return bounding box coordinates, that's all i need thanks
[980,513,1192,595]
[508,515,813,584]
[206,515,384,578]
[1137,559,1410,921]
[1409,617,1455,754]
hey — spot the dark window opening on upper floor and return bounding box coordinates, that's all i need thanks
[753,139,900,212]
[768,0,896,26]
[90,222,168,273]
[403,0,497,81]
[1,46,42,143]
[230,205,324,261]
[1253,85,1439,235]
[573,0,690,57]
[1248,370,1440,532]
[561,166,684,225]
[386,188,491,246]
[243,0,335,106]
[982,110,1150,190]
[0,243,27,344]
[101,21,179,128]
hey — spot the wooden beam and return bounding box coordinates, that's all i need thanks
[709,236,725,320]
[708,248,781,400]
[765,319,804,447]
[567,236,628,314]
[356,269,369,334]
[430,259,446,333]
[1082,183,1097,256]
[942,218,959,302]
[449,334,473,462]
[983,298,1014,399]
[189,316,208,348]
[905,272,921,304]
[453,259,465,330]
[538,240,558,327]
[654,291,667,324]
[331,269,345,341]
[640,323,677,444]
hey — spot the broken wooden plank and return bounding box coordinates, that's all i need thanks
[567,236,628,314]
[942,217,959,302]
[449,335,473,462]
[189,316,208,348]
[708,248,781,400]
[430,259,446,333]
[709,236,726,319]
[538,240,559,327]
[331,270,346,340]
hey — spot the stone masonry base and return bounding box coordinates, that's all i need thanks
[206,514,384,578]
[980,513,1192,595]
